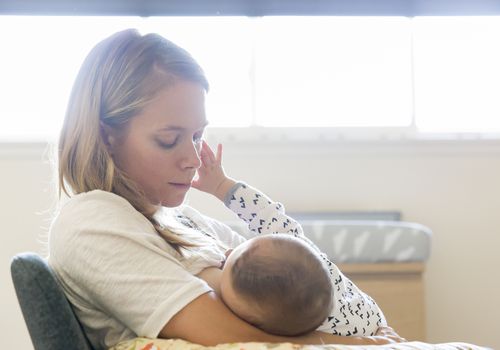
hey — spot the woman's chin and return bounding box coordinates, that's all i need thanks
[160,194,188,208]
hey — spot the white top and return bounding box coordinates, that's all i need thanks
[48,190,246,350]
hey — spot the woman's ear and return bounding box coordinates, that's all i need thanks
[100,122,117,154]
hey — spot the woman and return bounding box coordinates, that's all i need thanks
[49,29,403,350]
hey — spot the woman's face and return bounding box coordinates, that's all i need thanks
[109,80,208,207]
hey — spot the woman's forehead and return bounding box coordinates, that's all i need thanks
[156,119,209,133]
[134,82,207,131]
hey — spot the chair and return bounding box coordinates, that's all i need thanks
[10,252,94,350]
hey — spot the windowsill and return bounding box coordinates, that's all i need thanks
[3,129,500,159]
[203,127,500,156]
[205,126,500,142]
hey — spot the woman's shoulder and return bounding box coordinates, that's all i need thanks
[50,190,153,239]
[56,190,137,221]
[63,189,134,210]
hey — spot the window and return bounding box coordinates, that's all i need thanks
[255,17,412,127]
[0,16,143,141]
[1,15,500,140]
[413,17,500,133]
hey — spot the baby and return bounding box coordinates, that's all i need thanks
[220,234,334,336]
[197,183,387,338]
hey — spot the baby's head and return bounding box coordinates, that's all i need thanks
[220,234,333,336]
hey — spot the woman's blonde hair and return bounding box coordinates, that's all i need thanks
[58,29,209,252]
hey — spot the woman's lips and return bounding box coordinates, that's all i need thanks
[169,182,191,190]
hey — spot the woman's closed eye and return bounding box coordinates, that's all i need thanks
[156,137,178,149]
[156,132,204,150]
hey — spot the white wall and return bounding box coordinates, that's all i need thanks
[1,140,499,349]
[1,143,55,348]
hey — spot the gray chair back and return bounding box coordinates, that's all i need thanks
[11,252,94,350]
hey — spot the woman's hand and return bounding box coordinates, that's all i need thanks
[311,327,407,346]
[192,141,236,201]
[375,326,407,343]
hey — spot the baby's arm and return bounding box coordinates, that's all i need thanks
[192,140,341,260]
[226,182,309,236]
[224,181,330,262]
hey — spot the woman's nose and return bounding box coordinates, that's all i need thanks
[181,139,202,169]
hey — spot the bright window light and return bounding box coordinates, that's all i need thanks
[255,17,413,127]
[414,17,500,133]
[0,16,252,141]
[0,16,143,141]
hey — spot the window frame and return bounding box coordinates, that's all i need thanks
[2,0,500,17]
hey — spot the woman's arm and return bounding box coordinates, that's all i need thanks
[159,291,401,346]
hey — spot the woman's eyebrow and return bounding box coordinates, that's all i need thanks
[159,120,209,131]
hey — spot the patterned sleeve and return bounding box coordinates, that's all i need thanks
[225,182,324,256]
[224,182,344,287]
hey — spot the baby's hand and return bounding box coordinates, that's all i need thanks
[192,141,236,201]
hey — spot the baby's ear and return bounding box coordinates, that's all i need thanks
[224,249,234,258]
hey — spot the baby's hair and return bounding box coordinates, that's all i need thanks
[230,234,333,336]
